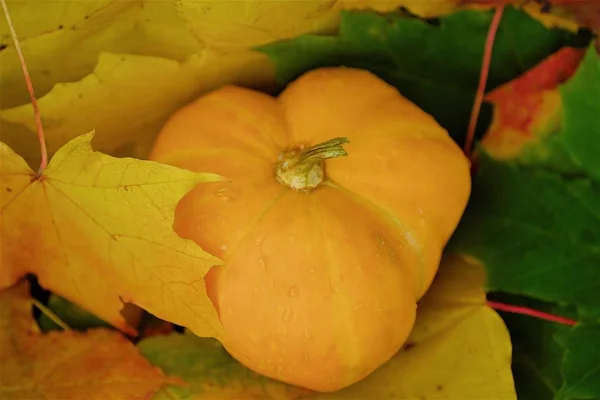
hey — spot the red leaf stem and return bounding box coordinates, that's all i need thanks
[1,0,48,174]
[464,5,505,157]
[487,300,577,326]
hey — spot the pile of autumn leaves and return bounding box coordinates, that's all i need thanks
[1,1,600,399]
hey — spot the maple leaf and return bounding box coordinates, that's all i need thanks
[452,45,600,317]
[498,298,575,399]
[0,0,201,108]
[451,44,600,399]
[138,255,516,400]
[139,334,311,400]
[481,46,586,160]
[555,323,600,399]
[0,281,175,400]
[0,132,225,338]
[514,0,600,39]
[257,6,576,143]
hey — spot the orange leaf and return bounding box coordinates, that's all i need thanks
[481,46,585,159]
[0,281,175,400]
[461,0,599,34]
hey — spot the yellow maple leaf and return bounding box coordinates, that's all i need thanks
[0,132,225,339]
[0,281,175,399]
[0,0,202,108]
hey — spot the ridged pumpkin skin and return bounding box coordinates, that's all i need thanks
[149,68,471,392]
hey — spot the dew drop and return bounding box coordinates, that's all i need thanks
[219,244,228,251]
[257,257,267,269]
[353,302,364,311]
[304,327,311,339]
[260,285,267,293]
[282,308,294,323]
[215,188,227,197]
[255,234,267,246]
[287,285,299,298]
[308,268,316,275]
[288,235,297,243]
[375,306,383,312]
[303,349,309,361]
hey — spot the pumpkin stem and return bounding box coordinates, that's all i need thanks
[276,137,349,191]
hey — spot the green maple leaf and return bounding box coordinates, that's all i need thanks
[555,323,600,400]
[137,333,307,399]
[257,6,577,142]
[493,295,576,400]
[451,45,600,400]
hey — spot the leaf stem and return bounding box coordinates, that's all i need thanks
[487,300,577,326]
[32,298,71,331]
[464,5,505,158]
[1,0,48,174]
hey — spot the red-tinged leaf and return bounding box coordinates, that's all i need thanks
[481,46,585,160]
[0,281,178,400]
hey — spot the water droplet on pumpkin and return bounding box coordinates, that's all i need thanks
[308,268,316,275]
[215,188,227,197]
[353,302,364,311]
[219,244,227,251]
[260,285,267,293]
[304,328,311,339]
[282,308,294,323]
[375,306,383,312]
[287,285,299,298]
[257,257,267,269]
[288,235,296,243]
[303,349,309,361]
[255,234,267,246]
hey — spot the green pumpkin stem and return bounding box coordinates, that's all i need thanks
[276,137,349,191]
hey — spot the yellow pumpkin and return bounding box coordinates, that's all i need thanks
[149,67,471,392]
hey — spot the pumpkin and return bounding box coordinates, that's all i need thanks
[149,67,471,392]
